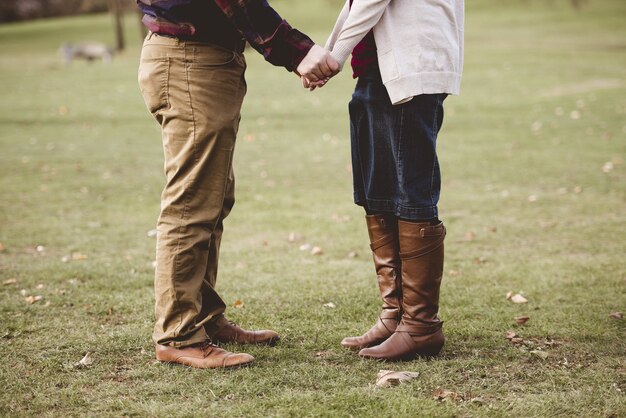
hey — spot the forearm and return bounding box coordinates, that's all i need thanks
[329,0,391,68]
[213,0,314,71]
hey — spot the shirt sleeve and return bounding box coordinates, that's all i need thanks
[213,0,315,71]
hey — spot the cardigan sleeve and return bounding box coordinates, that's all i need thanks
[327,0,391,69]
[324,0,349,51]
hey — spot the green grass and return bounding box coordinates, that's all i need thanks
[0,0,625,416]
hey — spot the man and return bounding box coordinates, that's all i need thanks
[137,0,339,369]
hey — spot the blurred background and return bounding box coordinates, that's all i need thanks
[0,0,624,416]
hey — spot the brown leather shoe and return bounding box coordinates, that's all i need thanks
[341,215,402,350]
[359,220,446,361]
[212,321,280,346]
[155,342,254,369]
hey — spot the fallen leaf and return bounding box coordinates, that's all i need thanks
[609,312,623,320]
[376,370,420,387]
[463,231,476,241]
[71,252,88,261]
[448,270,460,277]
[311,246,323,256]
[530,350,548,360]
[573,186,582,193]
[323,302,336,309]
[506,291,514,300]
[510,294,528,304]
[602,162,613,173]
[2,279,17,285]
[515,316,530,325]
[107,308,114,316]
[0,242,4,252]
[75,352,94,367]
[299,243,312,251]
[25,295,43,304]
[233,300,244,309]
[287,232,302,243]
[528,195,538,202]
[36,284,44,290]
[474,256,487,264]
[433,388,461,401]
[505,330,517,340]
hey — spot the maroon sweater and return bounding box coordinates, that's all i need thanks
[349,0,378,78]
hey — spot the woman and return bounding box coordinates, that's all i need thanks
[323,0,464,361]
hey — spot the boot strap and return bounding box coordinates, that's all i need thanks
[396,320,442,335]
[379,309,401,320]
[370,233,395,251]
[399,235,445,260]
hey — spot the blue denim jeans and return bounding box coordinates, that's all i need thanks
[349,68,447,221]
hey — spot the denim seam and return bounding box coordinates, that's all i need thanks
[429,95,442,207]
[397,102,405,204]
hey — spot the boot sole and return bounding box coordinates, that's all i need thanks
[157,358,255,369]
[213,336,280,347]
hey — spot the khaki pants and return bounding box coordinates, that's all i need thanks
[138,33,247,347]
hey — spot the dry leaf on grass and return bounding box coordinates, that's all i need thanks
[71,252,88,261]
[36,284,44,290]
[609,312,623,320]
[506,292,528,304]
[299,243,312,251]
[376,370,420,387]
[511,294,528,304]
[323,302,336,309]
[3,279,17,286]
[515,316,530,325]
[233,300,244,309]
[463,231,476,242]
[530,350,549,360]
[75,352,94,368]
[287,232,302,243]
[311,246,323,256]
[0,242,5,252]
[433,388,462,401]
[25,295,42,304]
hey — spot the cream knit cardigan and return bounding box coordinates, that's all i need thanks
[325,0,464,104]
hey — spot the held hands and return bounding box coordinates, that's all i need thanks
[296,45,339,91]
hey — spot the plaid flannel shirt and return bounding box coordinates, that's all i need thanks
[137,0,314,71]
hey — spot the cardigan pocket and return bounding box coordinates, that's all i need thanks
[378,49,399,82]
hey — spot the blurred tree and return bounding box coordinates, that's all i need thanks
[109,0,125,51]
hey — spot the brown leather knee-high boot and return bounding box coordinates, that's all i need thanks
[358,220,445,360]
[341,214,402,350]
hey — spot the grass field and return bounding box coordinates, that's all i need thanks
[0,0,625,416]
